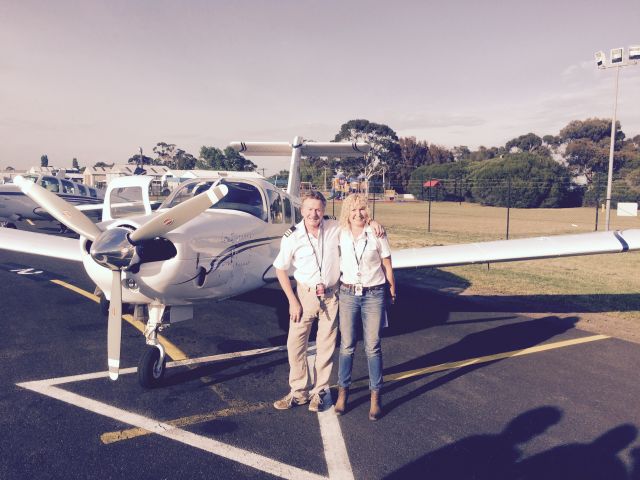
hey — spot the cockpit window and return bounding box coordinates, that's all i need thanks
[162,180,267,221]
[77,184,87,195]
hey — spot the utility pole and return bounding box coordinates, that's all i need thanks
[594,46,640,230]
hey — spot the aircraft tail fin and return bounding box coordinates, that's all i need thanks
[229,138,370,197]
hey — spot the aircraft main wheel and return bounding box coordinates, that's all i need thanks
[0,221,16,229]
[138,346,166,389]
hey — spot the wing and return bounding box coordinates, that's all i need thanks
[0,228,82,262]
[392,229,640,269]
[76,203,104,212]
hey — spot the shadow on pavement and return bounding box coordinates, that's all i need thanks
[385,406,638,480]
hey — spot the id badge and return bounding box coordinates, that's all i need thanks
[316,283,326,297]
[354,283,363,296]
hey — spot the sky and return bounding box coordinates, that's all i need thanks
[2,0,640,176]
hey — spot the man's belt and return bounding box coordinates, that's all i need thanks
[297,283,339,295]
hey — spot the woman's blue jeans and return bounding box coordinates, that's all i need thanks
[338,285,385,391]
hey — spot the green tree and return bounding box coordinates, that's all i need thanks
[467,153,573,208]
[333,119,401,193]
[397,136,431,192]
[127,153,154,165]
[93,162,114,168]
[40,155,49,167]
[222,146,256,171]
[197,146,226,169]
[408,161,471,200]
[559,118,626,183]
[505,133,543,152]
[560,118,624,144]
[72,158,79,169]
[428,144,454,164]
[197,146,256,171]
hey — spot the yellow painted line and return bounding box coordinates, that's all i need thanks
[49,279,187,361]
[100,402,269,445]
[26,219,35,226]
[348,334,610,389]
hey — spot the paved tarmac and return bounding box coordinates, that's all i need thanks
[1,233,640,479]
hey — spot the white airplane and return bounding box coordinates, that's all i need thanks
[0,172,104,229]
[1,136,639,389]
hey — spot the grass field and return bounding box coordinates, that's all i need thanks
[330,199,640,338]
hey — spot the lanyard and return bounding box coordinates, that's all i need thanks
[304,223,324,279]
[352,232,368,278]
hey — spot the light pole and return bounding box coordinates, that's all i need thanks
[594,46,640,230]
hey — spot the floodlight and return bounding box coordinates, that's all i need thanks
[611,47,624,64]
[595,51,606,68]
[629,45,640,61]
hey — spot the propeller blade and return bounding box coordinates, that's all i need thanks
[107,270,122,380]
[14,176,102,241]
[129,184,228,243]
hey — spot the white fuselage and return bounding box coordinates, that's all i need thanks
[83,207,289,305]
[0,176,103,223]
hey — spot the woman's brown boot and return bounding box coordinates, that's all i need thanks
[334,387,349,415]
[369,390,383,421]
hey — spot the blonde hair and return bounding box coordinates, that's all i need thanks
[339,193,370,229]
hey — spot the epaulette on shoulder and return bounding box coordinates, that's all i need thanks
[284,225,297,237]
[323,215,337,220]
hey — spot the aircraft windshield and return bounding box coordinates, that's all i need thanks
[163,180,266,221]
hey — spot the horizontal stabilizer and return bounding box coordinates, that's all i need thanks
[392,229,640,269]
[229,141,370,157]
[0,228,82,262]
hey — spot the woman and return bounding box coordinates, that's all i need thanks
[335,194,396,420]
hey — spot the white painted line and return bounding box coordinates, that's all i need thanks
[26,344,311,387]
[307,354,355,480]
[168,343,316,368]
[18,381,327,480]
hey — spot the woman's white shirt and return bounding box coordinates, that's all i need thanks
[339,226,391,287]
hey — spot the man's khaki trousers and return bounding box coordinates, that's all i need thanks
[288,285,339,398]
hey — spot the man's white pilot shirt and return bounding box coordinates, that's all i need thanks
[273,219,341,287]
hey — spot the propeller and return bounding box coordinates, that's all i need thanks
[107,270,122,380]
[14,176,102,241]
[14,176,228,380]
[130,184,228,243]
[101,183,227,380]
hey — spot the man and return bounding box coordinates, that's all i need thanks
[272,191,383,412]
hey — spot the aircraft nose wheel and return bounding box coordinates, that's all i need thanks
[138,346,166,388]
[0,221,17,229]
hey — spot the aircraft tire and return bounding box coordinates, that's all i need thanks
[138,346,166,389]
[0,222,17,229]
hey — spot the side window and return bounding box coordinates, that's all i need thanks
[267,189,283,223]
[40,176,60,193]
[283,197,292,224]
[77,184,87,196]
[89,188,98,198]
[61,180,75,194]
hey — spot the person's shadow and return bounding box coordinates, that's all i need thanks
[347,316,579,413]
[385,406,563,480]
[515,424,637,479]
[630,447,640,479]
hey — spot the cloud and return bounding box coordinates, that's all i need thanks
[388,113,487,130]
